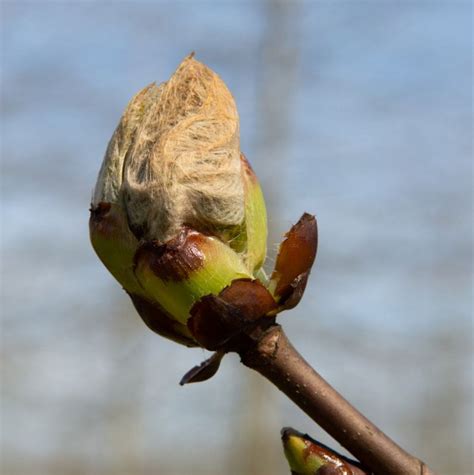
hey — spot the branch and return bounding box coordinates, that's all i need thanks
[183,216,437,474]
[239,324,437,475]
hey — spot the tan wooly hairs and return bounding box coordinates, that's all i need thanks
[94,53,245,245]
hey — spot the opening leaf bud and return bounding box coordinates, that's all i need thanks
[90,54,268,342]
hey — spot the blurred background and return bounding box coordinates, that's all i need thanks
[1,1,472,474]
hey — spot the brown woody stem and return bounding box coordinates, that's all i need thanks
[239,324,437,475]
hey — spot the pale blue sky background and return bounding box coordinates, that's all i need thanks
[2,1,472,474]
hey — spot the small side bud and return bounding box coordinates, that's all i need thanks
[281,428,368,475]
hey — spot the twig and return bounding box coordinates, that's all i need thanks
[239,324,437,475]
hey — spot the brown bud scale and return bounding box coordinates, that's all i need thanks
[129,293,197,347]
[134,227,206,282]
[271,213,318,303]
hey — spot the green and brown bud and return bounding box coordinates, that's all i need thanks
[90,54,267,345]
[90,54,317,356]
[281,428,368,475]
